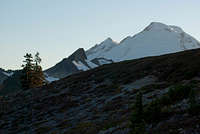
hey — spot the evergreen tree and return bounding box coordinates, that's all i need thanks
[188,89,199,115]
[20,52,45,90]
[131,121,146,134]
[34,52,41,66]
[149,98,161,123]
[131,91,146,134]
[21,53,34,90]
[132,91,143,124]
[32,52,45,87]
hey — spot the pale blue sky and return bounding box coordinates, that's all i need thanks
[0,0,200,70]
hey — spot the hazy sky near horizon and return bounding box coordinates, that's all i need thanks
[0,0,200,70]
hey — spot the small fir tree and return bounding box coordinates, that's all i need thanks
[188,89,199,115]
[150,98,161,123]
[32,52,45,87]
[21,53,34,90]
[132,91,144,123]
[131,91,146,134]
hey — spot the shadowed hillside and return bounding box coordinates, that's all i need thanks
[1,48,200,134]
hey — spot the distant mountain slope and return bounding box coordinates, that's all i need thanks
[45,48,113,79]
[86,22,200,61]
[45,48,89,78]
[0,70,22,95]
[0,69,8,85]
[45,58,79,78]
[0,68,14,84]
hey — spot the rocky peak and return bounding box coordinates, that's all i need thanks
[143,22,169,31]
[68,48,87,62]
[143,22,185,34]
[86,37,118,60]
[102,37,113,43]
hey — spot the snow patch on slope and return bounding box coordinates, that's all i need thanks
[3,72,14,77]
[72,61,89,71]
[98,59,112,65]
[85,60,98,68]
[44,73,59,83]
[46,76,59,83]
[169,25,184,33]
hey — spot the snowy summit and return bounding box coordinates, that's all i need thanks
[86,22,200,62]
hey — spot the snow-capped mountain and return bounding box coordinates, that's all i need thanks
[45,22,200,80]
[86,37,118,60]
[45,47,114,79]
[86,22,200,62]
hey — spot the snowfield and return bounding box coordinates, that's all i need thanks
[86,22,200,62]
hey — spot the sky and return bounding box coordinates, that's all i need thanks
[0,0,200,70]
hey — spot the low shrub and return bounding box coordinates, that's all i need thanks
[159,94,172,106]
[144,98,162,123]
[188,89,200,115]
[168,84,193,102]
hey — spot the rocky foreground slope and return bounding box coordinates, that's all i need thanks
[1,49,200,133]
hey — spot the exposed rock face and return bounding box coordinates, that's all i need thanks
[45,48,89,78]
[68,48,87,62]
[45,48,113,79]
[68,48,91,69]
[45,58,79,78]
